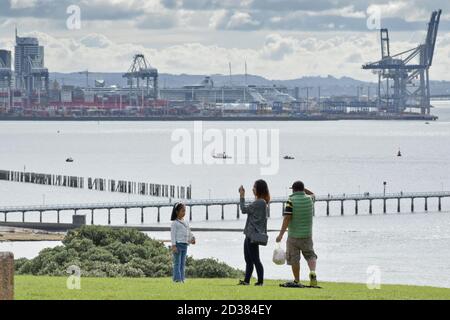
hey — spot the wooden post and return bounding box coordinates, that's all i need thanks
[221,205,225,220]
[355,200,359,215]
[438,197,442,212]
[326,201,330,217]
[124,208,128,225]
[236,204,240,220]
[141,208,144,224]
[39,211,43,223]
[57,210,60,224]
[108,209,111,225]
[369,200,373,215]
[0,252,14,300]
[206,205,209,221]
[425,198,428,212]
[397,198,401,213]
[91,210,94,225]
[341,201,344,216]
[157,207,161,223]
[383,200,387,214]
[22,211,25,223]
[282,202,286,216]
[411,198,415,212]
[189,206,193,222]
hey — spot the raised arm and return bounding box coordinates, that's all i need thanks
[239,185,254,215]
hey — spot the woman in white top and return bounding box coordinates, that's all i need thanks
[171,202,196,283]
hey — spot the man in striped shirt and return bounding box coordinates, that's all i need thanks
[276,181,318,288]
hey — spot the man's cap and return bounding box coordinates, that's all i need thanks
[290,181,305,191]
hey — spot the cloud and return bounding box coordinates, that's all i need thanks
[135,12,178,29]
[80,34,112,48]
[260,33,296,60]
[210,10,260,30]
[1,0,448,32]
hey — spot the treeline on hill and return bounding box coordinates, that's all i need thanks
[15,226,243,278]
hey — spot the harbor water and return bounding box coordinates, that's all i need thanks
[1,101,450,287]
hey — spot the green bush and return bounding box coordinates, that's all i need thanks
[15,225,243,279]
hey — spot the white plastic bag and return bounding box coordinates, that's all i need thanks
[273,243,286,265]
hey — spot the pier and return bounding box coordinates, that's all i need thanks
[0,191,448,230]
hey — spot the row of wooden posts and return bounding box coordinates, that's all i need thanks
[0,169,192,200]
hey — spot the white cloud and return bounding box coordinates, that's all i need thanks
[227,11,260,30]
[2,27,450,81]
[260,33,297,60]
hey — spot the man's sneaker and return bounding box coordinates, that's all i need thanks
[280,281,304,288]
[309,272,318,287]
[255,282,264,287]
[238,280,250,286]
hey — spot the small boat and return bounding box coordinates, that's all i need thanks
[213,152,232,159]
[397,150,402,157]
[284,156,295,160]
[66,158,74,163]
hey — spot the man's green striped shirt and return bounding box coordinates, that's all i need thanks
[284,192,314,238]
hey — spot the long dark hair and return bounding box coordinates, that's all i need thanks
[254,179,271,204]
[171,202,185,221]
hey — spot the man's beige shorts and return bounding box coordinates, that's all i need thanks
[286,236,318,265]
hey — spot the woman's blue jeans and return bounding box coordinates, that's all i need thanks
[173,243,188,282]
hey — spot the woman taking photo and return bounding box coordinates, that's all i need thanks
[238,180,270,286]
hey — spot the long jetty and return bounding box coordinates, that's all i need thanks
[0,191,448,230]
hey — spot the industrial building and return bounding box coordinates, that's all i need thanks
[0,10,443,119]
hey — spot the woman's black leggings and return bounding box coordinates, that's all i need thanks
[244,237,264,284]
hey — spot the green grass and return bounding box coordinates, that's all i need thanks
[14,276,450,300]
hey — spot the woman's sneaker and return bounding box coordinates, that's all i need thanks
[309,272,318,287]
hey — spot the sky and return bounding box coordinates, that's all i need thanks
[0,0,450,81]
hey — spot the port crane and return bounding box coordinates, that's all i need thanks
[363,9,442,114]
[123,54,159,106]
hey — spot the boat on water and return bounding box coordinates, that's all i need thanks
[284,156,295,160]
[397,150,402,157]
[66,158,74,163]
[212,152,232,159]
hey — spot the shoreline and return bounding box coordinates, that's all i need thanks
[0,114,439,122]
[0,227,65,242]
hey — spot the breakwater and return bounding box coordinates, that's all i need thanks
[0,169,192,200]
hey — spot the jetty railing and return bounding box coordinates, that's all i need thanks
[0,191,449,226]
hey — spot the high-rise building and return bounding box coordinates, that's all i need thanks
[14,29,49,105]
[0,50,12,89]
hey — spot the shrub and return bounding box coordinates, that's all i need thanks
[15,226,243,279]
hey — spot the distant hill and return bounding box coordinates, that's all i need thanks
[49,73,450,97]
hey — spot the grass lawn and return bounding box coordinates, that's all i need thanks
[14,276,450,300]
